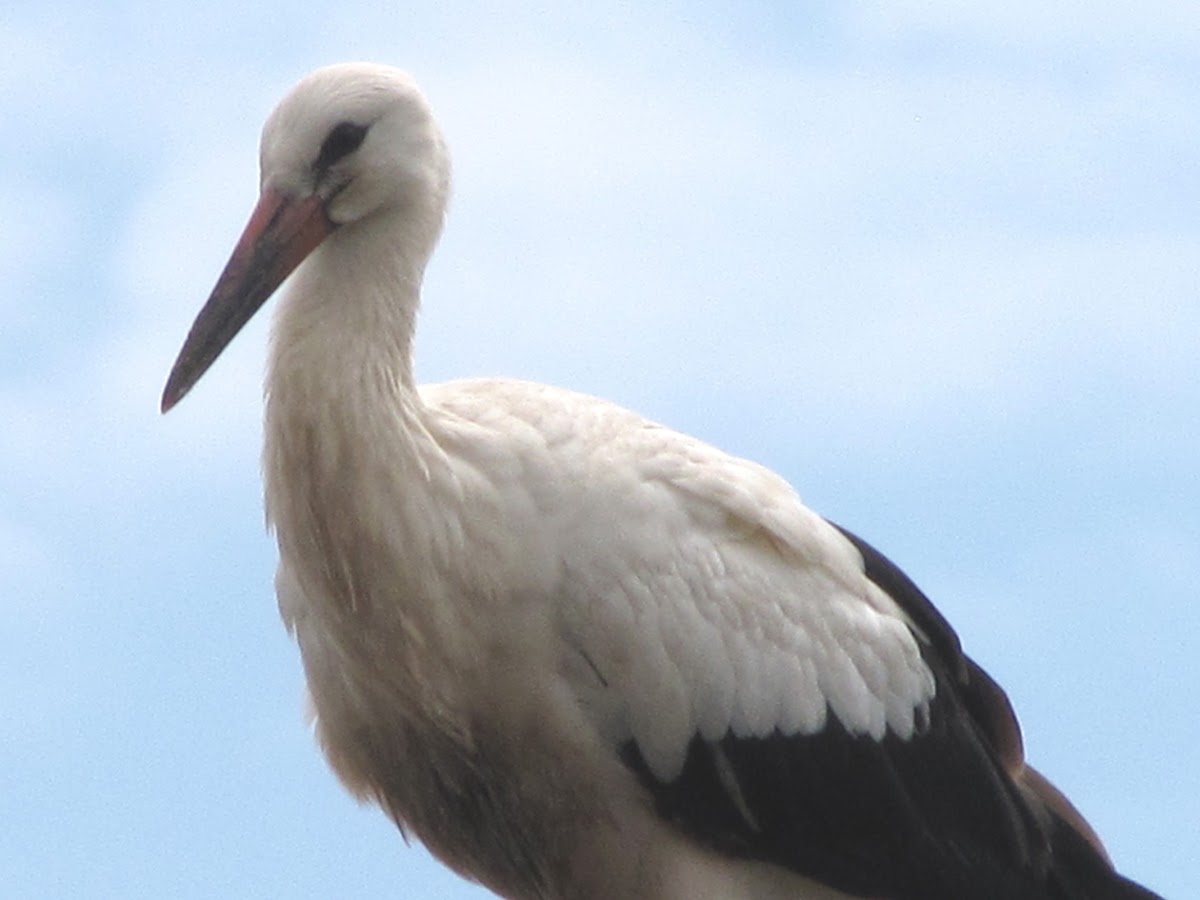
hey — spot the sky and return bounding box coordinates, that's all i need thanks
[2,2,1196,898]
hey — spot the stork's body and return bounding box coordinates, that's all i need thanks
[163,64,1160,900]
[268,358,860,899]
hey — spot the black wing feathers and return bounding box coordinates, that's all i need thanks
[623,665,1051,899]
[620,522,1163,899]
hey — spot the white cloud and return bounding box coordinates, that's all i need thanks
[0,513,69,613]
[409,50,1198,451]
[851,1,1200,49]
[2,2,1193,509]
[0,182,78,318]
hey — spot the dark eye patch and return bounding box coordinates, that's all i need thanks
[316,121,369,171]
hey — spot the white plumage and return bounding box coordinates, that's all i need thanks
[162,63,1159,900]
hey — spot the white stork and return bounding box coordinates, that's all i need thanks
[162,63,1161,900]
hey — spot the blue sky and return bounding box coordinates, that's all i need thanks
[2,2,1195,897]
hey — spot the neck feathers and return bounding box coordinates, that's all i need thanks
[263,208,442,615]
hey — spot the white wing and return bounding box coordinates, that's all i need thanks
[546,407,936,780]
[422,378,1136,900]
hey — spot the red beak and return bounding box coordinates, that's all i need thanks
[161,189,333,413]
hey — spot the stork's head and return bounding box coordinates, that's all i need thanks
[161,63,449,412]
[260,64,450,230]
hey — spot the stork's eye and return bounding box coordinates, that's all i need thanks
[316,121,369,171]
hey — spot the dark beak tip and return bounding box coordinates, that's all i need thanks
[159,189,330,417]
[160,364,191,414]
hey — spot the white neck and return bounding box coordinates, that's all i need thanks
[260,205,492,774]
[262,207,448,617]
[270,210,430,396]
